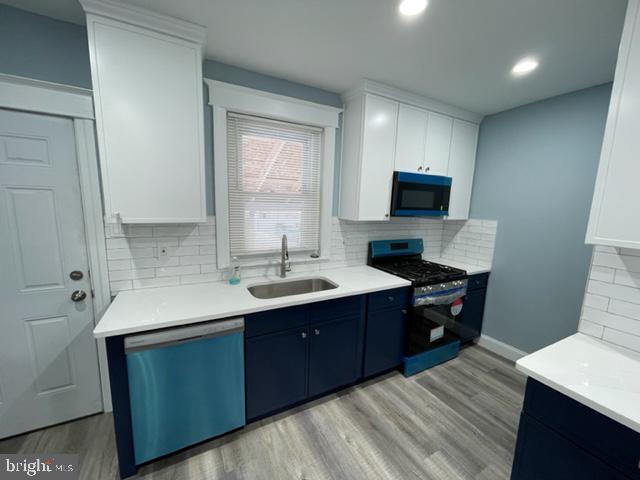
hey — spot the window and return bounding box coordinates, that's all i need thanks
[227,113,322,257]
[206,79,340,269]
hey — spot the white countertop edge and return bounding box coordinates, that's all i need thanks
[93,266,411,338]
[425,257,491,275]
[516,334,640,434]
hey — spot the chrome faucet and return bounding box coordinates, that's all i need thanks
[280,234,291,278]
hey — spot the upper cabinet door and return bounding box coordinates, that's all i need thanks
[447,120,479,220]
[83,3,207,223]
[358,94,399,221]
[586,0,640,249]
[395,104,427,174]
[425,112,453,176]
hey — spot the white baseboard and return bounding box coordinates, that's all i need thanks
[476,334,527,362]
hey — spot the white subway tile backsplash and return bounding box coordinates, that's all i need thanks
[589,265,615,283]
[587,279,640,305]
[156,265,200,277]
[107,247,155,260]
[109,280,132,293]
[592,251,640,272]
[602,328,640,352]
[608,299,640,322]
[579,319,604,338]
[132,256,180,268]
[580,247,640,354]
[180,272,223,285]
[583,293,609,311]
[105,215,497,296]
[614,270,640,288]
[107,268,155,281]
[132,276,180,289]
[179,255,216,266]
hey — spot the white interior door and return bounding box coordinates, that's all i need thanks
[0,109,102,439]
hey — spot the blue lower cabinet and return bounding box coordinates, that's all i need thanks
[364,308,406,377]
[512,378,639,480]
[245,328,308,421]
[512,413,629,480]
[245,295,368,420]
[459,273,489,343]
[308,315,361,397]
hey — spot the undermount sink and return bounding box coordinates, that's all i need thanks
[247,277,338,299]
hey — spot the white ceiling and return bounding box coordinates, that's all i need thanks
[3,0,628,114]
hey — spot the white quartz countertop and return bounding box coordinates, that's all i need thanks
[425,257,491,275]
[516,333,640,433]
[94,265,411,338]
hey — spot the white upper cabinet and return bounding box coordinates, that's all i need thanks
[80,0,207,224]
[394,106,453,176]
[339,80,481,221]
[339,93,398,221]
[447,120,479,220]
[586,0,640,249]
[395,104,427,173]
[425,112,453,176]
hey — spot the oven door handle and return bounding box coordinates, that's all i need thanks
[413,290,466,306]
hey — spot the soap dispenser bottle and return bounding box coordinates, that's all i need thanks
[228,257,241,285]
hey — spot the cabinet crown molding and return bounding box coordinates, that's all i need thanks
[79,0,207,48]
[343,79,483,125]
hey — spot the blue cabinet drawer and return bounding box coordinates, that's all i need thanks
[467,273,489,291]
[309,295,363,323]
[367,288,410,311]
[523,378,640,480]
[245,305,307,338]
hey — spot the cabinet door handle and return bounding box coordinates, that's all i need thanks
[301,332,307,339]
[388,296,395,302]
[401,309,407,314]
[314,329,320,336]
[425,166,430,172]
[418,166,423,171]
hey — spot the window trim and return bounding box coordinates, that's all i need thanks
[205,79,342,269]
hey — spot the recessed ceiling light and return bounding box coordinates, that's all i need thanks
[399,0,429,17]
[511,57,539,76]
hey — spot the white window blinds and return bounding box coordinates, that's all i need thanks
[227,112,322,257]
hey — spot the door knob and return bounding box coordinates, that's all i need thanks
[314,329,320,336]
[71,290,87,302]
[301,332,307,339]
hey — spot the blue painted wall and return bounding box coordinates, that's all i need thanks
[0,5,92,88]
[0,5,343,215]
[470,84,612,353]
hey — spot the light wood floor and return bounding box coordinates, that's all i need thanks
[0,346,526,480]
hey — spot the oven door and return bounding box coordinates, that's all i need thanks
[390,171,451,217]
[416,295,478,344]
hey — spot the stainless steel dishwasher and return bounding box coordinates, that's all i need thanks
[124,317,245,464]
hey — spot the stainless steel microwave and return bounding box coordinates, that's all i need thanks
[390,171,452,217]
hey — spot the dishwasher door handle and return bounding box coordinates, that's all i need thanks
[125,317,244,353]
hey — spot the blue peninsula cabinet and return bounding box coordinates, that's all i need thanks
[511,378,640,480]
